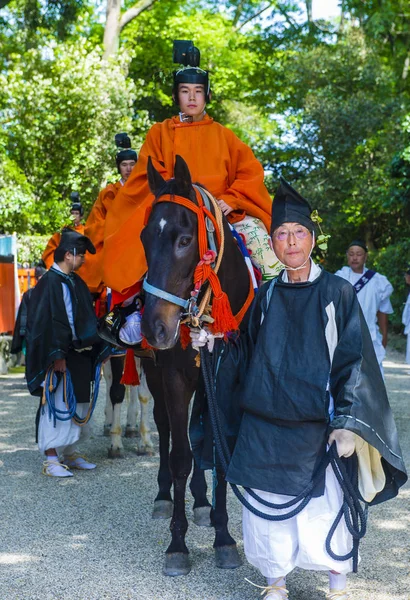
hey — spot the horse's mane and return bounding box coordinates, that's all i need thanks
[153,179,205,206]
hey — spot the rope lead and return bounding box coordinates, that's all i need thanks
[43,362,101,427]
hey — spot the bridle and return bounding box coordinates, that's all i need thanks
[142,185,254,332]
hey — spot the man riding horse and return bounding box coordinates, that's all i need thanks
[102,40,278,300]
[100,42,277,576]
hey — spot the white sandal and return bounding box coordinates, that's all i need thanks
[63,454,96,470]
[326,591,349,600]
[245,577,289,599]
[42,459,73,478]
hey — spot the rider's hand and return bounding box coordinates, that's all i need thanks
[54,358,67,373]
[328,429,356,458]
[217,199,234,216]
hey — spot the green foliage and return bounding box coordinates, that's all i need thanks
[0,40,136,233]
[16,234,49,265]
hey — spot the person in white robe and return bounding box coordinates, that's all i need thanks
[335,240,393,374]
[401,267,410,366]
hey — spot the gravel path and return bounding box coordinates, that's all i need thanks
[0,348,408,600]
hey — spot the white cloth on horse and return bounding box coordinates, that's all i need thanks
[119,311,143,345]
[334,266,393,368]
[233,216,282,281]
[38,379,91,455]
[242,464,354,578]
[402,293,410,364]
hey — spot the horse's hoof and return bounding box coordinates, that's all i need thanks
[103,425,111,437]
[193,506,212,527]
[152,500,173,520]
[107,447,124,459]
[163,552,191,577]
[124,426,138,438]
[136,445,155,456]
[214,545,242,569]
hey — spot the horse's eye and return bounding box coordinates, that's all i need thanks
[179,236,192,247]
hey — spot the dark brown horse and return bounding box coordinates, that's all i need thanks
[140,155,251,576]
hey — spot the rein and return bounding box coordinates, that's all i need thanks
[143,186,254,333]
[42,362,102,426]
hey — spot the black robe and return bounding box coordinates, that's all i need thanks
[25,267,105,398]
[11,288,34,354]
[193,268,407,506]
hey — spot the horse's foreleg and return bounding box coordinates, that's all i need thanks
[125,382,139,438]
[163,369,197,576]
[108,356,126,458]
[136,361,154,455]
[190,460,212,527]
[211,469,241,569]
[103,361,113,436]
[143,359,173,518]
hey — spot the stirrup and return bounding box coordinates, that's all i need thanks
[245,577,289,599]
[42,459,73,477]
[326,590,349,600]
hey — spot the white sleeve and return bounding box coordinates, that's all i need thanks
[377,275,394,314]
[61,282,78,340]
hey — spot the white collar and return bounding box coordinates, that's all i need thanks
[282,259,321,283]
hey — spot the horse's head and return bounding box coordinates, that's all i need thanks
[141,155,200,349]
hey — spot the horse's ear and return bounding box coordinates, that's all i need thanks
[173,155,192,190]
[147,156,166,195]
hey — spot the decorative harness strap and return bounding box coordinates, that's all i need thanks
[143,186,254,335]
[353,270,376,294]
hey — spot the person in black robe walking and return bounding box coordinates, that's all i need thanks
[26,229,105,477]
[190,179,407,600]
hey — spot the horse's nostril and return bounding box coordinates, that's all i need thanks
[154,320,167,341]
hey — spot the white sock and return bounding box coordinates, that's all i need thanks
[46,454,59,462]
[267,576,286,588]
[329,571,347,590]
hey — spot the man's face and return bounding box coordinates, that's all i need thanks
[271,222,313,269]
[67,251,85,271]
[347,245,367,273]
[119,159,136,182]
[70,210,81,226]
[176,83,206,121]
[404,273,410,286]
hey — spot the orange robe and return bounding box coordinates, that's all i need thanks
[79,181,123,294]
[103,114,273,294]
[42,223,85,270]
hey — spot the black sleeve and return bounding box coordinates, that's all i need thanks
[330,282,407,504]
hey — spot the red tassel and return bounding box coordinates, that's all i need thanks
[120,349,140,386]
[180,324,191,350]
[141,337,154,350]
[210,292,238,335]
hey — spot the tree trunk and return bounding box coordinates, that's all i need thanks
[103,0,159,60]
[103,0,121,60]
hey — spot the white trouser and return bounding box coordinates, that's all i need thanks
[243,465,354,578]
[233,216,282,281]
[38,378,92,456]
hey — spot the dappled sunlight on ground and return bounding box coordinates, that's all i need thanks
[0,553,41,565]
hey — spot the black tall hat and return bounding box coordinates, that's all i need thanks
[172,40,210,103]
[270,178,315,235]
[70,191,83,216]
[115,133,137,170]
[57,228,96,255]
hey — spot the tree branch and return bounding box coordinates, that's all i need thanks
[119,0,158,31]
[235,1,276,32]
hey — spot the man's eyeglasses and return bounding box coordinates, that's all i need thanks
[273,227,310,242]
